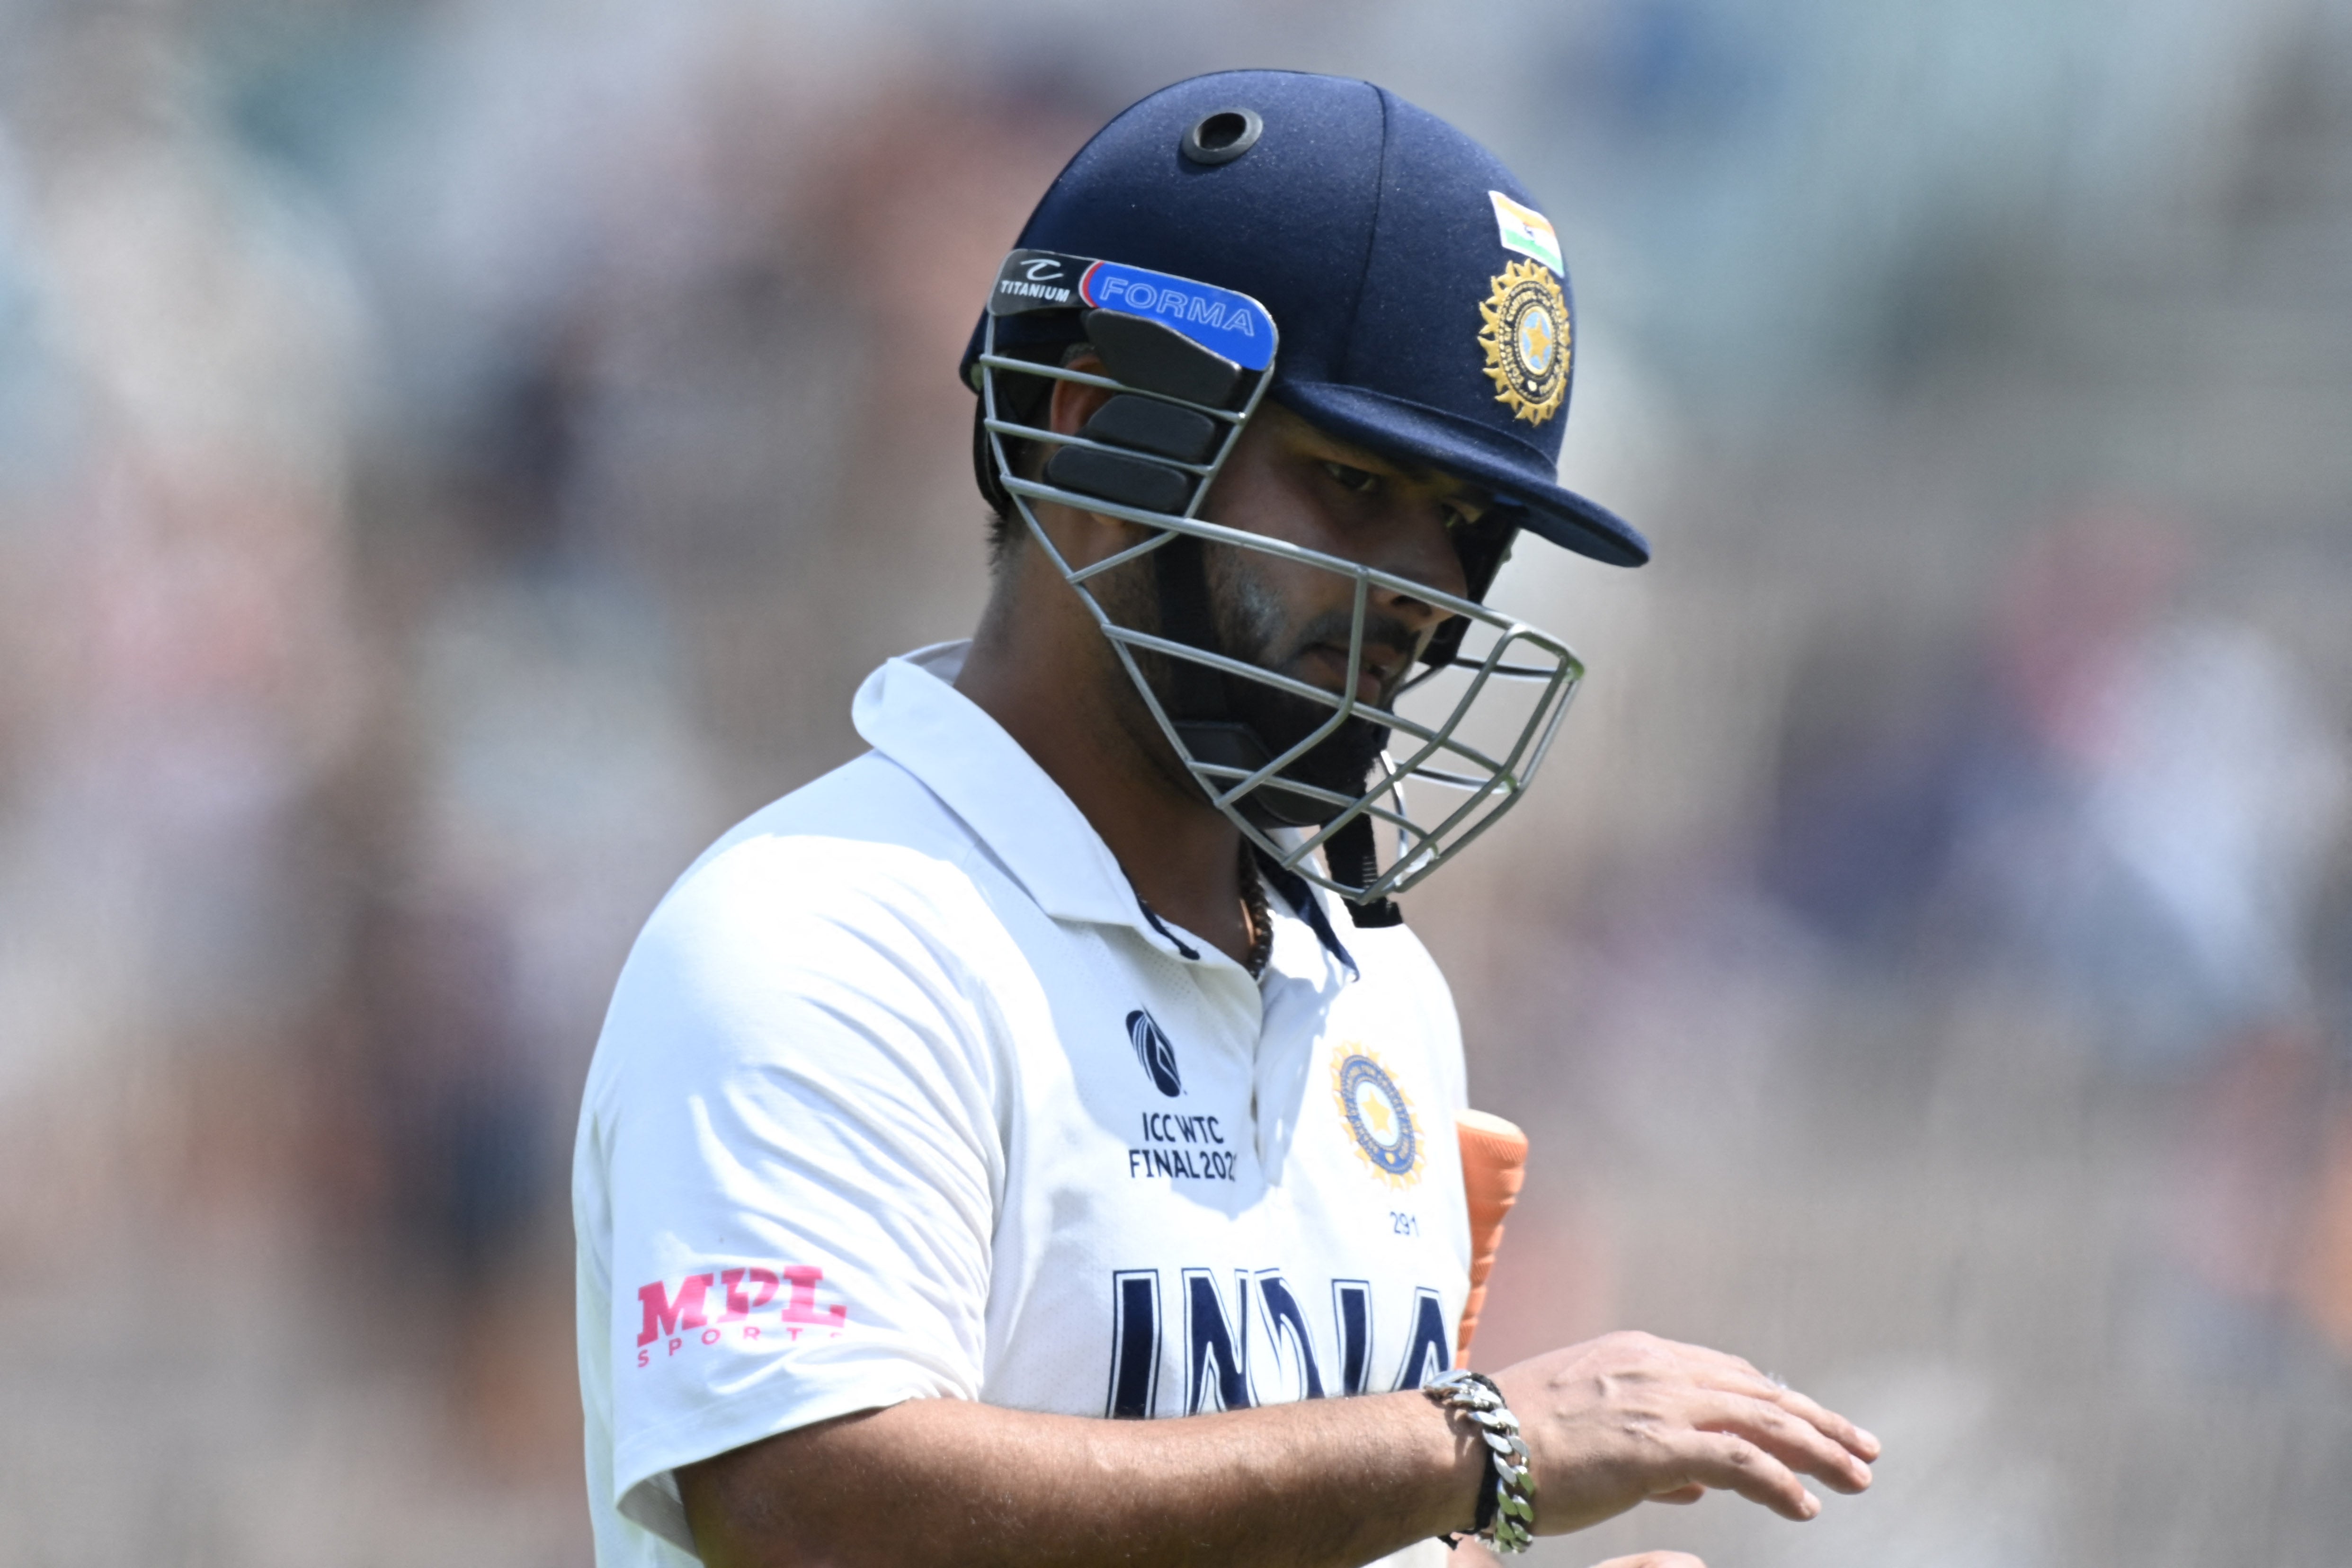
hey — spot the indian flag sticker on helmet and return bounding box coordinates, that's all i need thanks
[1477,260,1570,427]
[1332,1048,1422,1186]
[1488,190,1564,276]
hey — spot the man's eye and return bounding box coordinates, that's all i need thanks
[1321,462,1380,494]
[1441,507,1470,531]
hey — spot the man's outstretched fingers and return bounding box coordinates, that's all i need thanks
[1681,1431,1820,1520]
[1712,1371,1880,1463]
[1692,1392,1873,1493]
[1671,1348,1873,1449]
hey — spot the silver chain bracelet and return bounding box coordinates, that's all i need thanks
[1422,1368,1537,1554]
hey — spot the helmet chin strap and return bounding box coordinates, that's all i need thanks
[1149,532,1403,929]
[1318,815,1402,928]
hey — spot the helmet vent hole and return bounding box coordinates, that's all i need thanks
[1181,108,1262,166]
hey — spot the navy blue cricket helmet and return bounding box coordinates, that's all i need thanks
[960,68,1648,569]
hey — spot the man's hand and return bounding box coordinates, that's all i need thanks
[1496,1330,1879,1536]
[680,1330,1875,1568]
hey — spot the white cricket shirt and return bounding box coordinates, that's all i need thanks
[575,642,1473,1566]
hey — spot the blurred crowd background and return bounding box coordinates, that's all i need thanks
[2,0,2350,1562]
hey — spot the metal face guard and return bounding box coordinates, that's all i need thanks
[977,252,1587,907]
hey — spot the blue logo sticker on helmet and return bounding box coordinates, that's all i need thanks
[1078,261,1274,372]
[986,249,1275,373]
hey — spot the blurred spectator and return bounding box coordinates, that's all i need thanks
[1765,503,2352,1378]
[1965,511,2345,1069]
[1769,507,2347,1068]
[0,4,367,1170]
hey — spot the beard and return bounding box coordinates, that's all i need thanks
[1083,533,1425,824]
[1206,547,1413,819]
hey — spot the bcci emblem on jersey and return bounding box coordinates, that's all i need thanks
[1332,1049,1421,1186]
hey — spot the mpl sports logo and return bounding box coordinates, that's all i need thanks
[633,1264,849,1368]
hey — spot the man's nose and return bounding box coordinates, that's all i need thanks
[1366,506,1470,633]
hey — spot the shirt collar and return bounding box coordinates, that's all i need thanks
[1253,848,1360,980]
[853,641,1362,977]
[852,641,1155,934]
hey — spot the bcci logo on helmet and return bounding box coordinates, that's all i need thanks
[1477,259,1569,426]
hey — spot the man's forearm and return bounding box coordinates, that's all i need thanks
[681,1390,1488,1568]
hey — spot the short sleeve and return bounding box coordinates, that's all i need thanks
[584,835,1011,1550]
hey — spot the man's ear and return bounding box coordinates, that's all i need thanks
[1033,352,1149,570]
[1046,352,1117,437]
